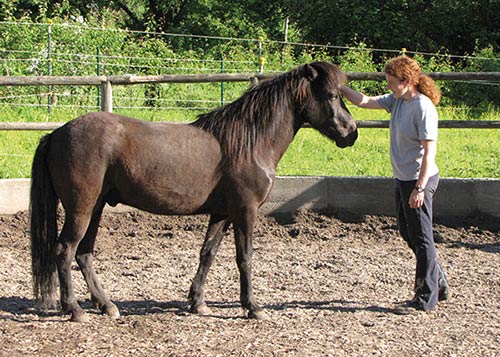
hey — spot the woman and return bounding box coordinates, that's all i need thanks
[340,55,449,313]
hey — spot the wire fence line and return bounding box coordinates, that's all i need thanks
[2,20,499,61]
[1,21,499,118]
[2,21,499,76]
[0,21,272,115]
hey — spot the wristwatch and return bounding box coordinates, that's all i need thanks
[415,186,425,193]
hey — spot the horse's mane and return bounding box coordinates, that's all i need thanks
[191,61,344,166]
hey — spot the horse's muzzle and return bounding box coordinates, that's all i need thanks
[334,128,358,148]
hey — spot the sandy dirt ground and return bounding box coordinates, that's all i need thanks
[1,209,499,356]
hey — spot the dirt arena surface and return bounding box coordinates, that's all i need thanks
[1,209,499,356]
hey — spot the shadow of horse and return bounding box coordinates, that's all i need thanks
[264,299,394,314]
[447,241,500,254]
[0,296,394,321]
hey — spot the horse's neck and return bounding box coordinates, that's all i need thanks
[256,110,300,170]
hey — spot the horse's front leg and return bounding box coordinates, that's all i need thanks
[189,214,230,315]
[233,208,268,320]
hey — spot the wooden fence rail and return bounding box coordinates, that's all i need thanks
[1,71,499,131]
[2,71,500,86]
[1,120,500,131]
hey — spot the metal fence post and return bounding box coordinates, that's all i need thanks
[47,22,52,113]
[258,36,265,74]
[97,47,101,110]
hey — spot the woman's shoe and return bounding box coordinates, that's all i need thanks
[438,268,450,301]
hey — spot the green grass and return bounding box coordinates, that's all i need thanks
[1,105,499,179]
[277,127,500,178]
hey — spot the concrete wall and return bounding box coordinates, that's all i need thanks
[264,176,500,218]
[1,177,499,218]
[0,179,31,215]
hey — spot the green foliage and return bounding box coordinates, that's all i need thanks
[447,45,500,109]
[410,52,456,107]
[1,1,498,62]
[284,0,499,61]
[335,41,385,95]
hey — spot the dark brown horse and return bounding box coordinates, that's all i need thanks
[30,61,358,322]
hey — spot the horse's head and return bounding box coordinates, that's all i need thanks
[296,62,358,148]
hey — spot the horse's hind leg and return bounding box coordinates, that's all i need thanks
[189,214,230,315]
[55,211,93,322]
[75,202,120,319]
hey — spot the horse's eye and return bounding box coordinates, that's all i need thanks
[328,92,338,100]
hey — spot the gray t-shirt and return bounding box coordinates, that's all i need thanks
[377,93,439,181]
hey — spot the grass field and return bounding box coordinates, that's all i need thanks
[0,105,499,179]
[278,127,500,178]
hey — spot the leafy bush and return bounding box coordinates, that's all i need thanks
[335,41,385,95]
[447,45,500,110]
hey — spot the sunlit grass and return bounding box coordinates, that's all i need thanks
[277,127,500,178]
[1,105,499,179]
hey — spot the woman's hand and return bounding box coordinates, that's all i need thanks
[409,189,424,208]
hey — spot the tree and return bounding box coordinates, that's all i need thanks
[284,0,499,58]
[0,0,498,58]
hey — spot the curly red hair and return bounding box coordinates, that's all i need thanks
[384,55,441,105]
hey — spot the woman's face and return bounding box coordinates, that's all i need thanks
[385,74,409,98]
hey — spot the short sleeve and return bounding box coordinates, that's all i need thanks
[376,93,395,113]
[417,98,438,141]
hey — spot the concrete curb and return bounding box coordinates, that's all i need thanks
[1,176,499,218]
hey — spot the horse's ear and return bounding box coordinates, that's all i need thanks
[303,63,318,81]
[296,64,317,105]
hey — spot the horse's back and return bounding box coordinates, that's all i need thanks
[47,112,224,214]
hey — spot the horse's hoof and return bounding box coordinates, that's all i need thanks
[190,303,212,316]
[248,309,269,320]
[103,304,120,319]
[70,312,90,323]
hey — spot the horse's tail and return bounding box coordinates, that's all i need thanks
[30,133,59,307]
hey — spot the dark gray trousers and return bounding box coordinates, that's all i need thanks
[394,173,440,310]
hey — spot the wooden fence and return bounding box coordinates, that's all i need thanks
[1,71,500,130]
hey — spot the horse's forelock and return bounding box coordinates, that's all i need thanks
[312,61,346,88]
[294,62,345,104]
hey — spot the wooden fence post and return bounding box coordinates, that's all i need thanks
[101,80,113,112]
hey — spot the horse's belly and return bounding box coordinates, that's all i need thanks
[145,187,212,214]
[111,171,219,215]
